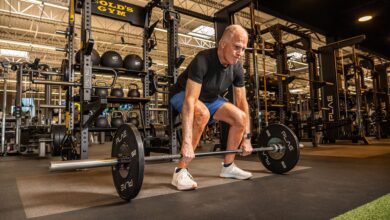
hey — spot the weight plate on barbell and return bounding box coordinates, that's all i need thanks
[257,123,300,174]
[111,123,144,201]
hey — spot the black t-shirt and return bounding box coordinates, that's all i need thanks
[170,48,245,103]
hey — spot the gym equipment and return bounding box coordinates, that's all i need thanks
[111,111,125,128]
[51,125,67,156]
[127,112,140,127]
[75,49,101,65]
[50,123,300,201]
[95,115,109,128]
[123,54,143,71]
[257,124,300,174]
[150,123,167,138]
[94,81,109,97]
[110,84,124,97]
[273,73,334,87]
[52,108,59,116]
[101,51,123,68]
[127,83,141,97]
[61,59,69,82]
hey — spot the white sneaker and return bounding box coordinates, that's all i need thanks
[171,168,198,191]
[220,163,253,180]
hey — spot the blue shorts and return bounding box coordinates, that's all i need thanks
[170,91,226,125]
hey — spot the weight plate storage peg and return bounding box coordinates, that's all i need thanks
[257,124,300,174]
[111,123,145,201]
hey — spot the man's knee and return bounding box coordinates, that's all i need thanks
[232,110,246,129]
[194,105,210,126]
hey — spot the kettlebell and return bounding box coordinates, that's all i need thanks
[110,84,124,97]
[127,112,139,127]
[111,111,124,128]
[94,81,108,97]
[95,115,109,128]
[127,83,141,97]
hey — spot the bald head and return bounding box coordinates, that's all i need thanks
[219,24,248,44]
[217,24,248,65]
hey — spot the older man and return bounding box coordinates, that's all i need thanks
[170,24,253,190]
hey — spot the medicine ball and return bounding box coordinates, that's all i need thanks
[123,54,143,71]
[75,49,101,65]
[101,51,123,68]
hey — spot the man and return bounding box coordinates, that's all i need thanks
[170,24,253,191]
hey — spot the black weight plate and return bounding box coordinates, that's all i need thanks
[257,123,300,174]
[61,59,69,89]
[51,125,66,156]
[111,123,144,201]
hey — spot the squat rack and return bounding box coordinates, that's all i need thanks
[67,0,181,159]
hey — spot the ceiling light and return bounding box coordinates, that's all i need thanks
[188,25,215,39]
[358,15,372,22]
[0,49,29,58]
[0,39,57,51]
[22,0,69,10]
[289,88,304,94]
[287,52,303,60]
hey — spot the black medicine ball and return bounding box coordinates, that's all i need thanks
[75,49,101,65]
[101,51,123,68]
[123,54,143,71]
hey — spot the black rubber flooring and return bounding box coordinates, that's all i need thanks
[1,142,390,220]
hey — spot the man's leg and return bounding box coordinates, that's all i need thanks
[213,102,252,180]
[177,100,210,168]
[213,102,246,164]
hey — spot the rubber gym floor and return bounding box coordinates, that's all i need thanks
[1,139,390,220]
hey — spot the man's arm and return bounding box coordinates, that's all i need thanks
[181,79,202,161]
[234,86,253,155]
[234,86,250,134]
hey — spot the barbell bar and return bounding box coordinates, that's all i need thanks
[49,145,284,172]
[49,123,300,201]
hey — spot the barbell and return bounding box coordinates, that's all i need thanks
[49,123,300,201]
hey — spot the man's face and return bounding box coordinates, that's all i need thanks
[222,32,248,65]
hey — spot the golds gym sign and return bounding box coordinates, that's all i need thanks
[75,0,146,28]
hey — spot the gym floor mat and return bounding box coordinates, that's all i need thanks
[300,146,390,158]
[16,157,310,218]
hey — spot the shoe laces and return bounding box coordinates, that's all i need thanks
[231,164,243,173]
[180,169,195,181]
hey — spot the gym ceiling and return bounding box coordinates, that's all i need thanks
[0,0,389,96]
[256,0,390,60]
